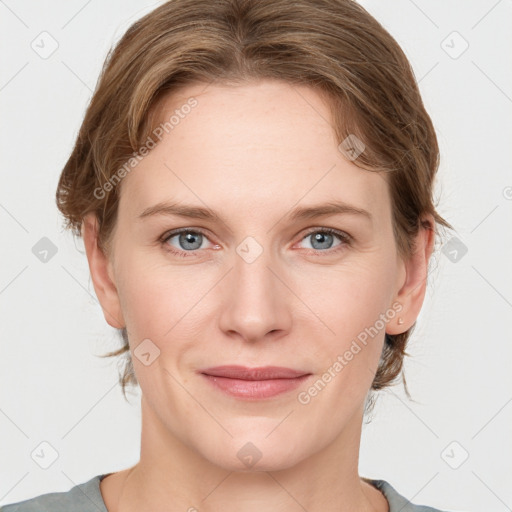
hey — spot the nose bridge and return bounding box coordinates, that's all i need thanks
[233,234,278,307]
[218,234,290,340]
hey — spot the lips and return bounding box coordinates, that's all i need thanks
[198,365,312,400]
[199,365,309,380]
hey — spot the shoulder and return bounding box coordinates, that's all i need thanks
[0,475,107,512]
[365,478,454,512]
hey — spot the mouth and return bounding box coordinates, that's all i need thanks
[198,365,312,400]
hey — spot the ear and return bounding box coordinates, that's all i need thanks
[387,214,436,335]
[82,212,125,329]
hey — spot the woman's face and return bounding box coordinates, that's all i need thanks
[86,79,429,471]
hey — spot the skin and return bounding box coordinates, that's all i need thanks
[83,79,435,512]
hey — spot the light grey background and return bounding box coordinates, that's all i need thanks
[1,1,511,510]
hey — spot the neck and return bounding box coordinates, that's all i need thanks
[106,395,388,512]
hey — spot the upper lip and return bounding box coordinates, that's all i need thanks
[199,365,310,380]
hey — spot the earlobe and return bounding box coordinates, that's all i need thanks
[82,212,125,329]
[387,215,435,335]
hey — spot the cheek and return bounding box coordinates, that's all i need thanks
[114,252,219,364]
[307,263,395,337]
[300,263,395,394]
[115,248,192,324]
[296,272,391,415]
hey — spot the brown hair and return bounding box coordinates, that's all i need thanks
[56,0,453,403]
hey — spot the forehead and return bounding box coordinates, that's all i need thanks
[120,80,390,226]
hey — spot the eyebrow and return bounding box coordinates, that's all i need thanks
[137,200,373,224]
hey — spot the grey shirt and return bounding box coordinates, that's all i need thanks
[0,474,451,511]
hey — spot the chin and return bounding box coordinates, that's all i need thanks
[199,433,311,473]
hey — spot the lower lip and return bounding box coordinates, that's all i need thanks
[201,374,311,400]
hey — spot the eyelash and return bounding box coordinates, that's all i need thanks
[159,227,352,258]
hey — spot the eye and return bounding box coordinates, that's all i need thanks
[160,228,215,257]
[297,228,351,253]
[159,227,352,258]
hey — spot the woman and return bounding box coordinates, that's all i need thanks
[1,0,455,510]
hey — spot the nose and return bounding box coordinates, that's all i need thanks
[217,240,293,344]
